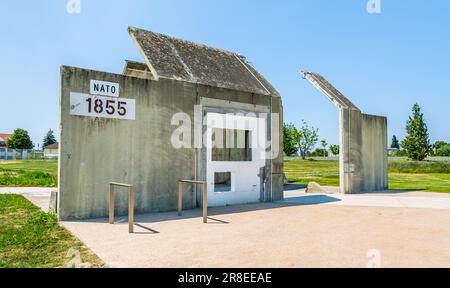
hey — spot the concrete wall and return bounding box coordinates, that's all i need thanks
[340,108,388,194]
[271,97,284,201]
[360,114,388,192]
[59,66,283,219]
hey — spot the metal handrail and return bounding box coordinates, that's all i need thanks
[178,179,208,223]
[109,182,135,233]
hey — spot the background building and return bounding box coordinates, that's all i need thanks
[0,134,13,160]
[43,143,59,158]
[0,133,29,160]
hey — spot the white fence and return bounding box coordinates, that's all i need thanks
[0,148,29,160]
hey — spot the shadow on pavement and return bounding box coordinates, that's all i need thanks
[134,223,160,234]
[358,189,427,195]
[284,184,307,191]
[282,195,342,205]
[66,193,343,227]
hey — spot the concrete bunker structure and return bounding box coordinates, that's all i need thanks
[301,71,388,194]
[58,27,283,220]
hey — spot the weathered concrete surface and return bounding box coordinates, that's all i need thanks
[49,190,58,213]
[271,97,284,201]
[62,193,450,268]
[59,66,283,220]
[340,109,388,194]
[302,71,388,194]
[305,182,328,193]
[60,67,198,219]
[360,114,388,192]
[123,60,154,80]
[128,27,281,97]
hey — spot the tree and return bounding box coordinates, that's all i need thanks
[401,103,431,161]
[310,148,328,157]
[320,140,328,150]
[313,140,329,158]
[433,141,447,151]
[283,123,299,156]
[330,144,340,156]
[6,128,34,150]
[43,129,57,148]
[431,141,447,156]
[435,145,450,157]
[391,135,400,149]
[432,141,450,156]
[297,120,319,160]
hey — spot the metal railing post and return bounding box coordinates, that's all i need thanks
[178,180,208,224]
[129,186,134,234]
[178,180,183,216]
[109,182,134,233]
[109,183,115,224]
[203,182,207,223]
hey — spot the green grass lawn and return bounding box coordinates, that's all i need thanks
[285,159,340,187]
[0,160,57,187]
[2,158,450,192]
[389,173,450,193]
[285,158,450,193]
[0,194,104,268]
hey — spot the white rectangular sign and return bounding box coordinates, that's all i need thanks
[90,80,120,97]
[70,93,135,120]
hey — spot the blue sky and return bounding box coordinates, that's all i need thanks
[1,0,449,148]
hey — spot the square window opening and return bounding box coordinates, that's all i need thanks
[212,128,252,162]
[214,172,232,192]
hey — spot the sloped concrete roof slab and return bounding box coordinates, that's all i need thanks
[301,71,359,110]
[129,27,280,97]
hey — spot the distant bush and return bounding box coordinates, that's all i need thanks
[309,148,328,157]
[435,145,450,157]
[329,145,339,156]
[392,150,408,157]
[389,161,450,174]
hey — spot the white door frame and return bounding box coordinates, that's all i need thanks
[204,112,267,207]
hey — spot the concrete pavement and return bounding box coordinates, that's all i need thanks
[3,186,450,267]
[61,200,450,268]
[61,189,450,268]
[283,191,450,210]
